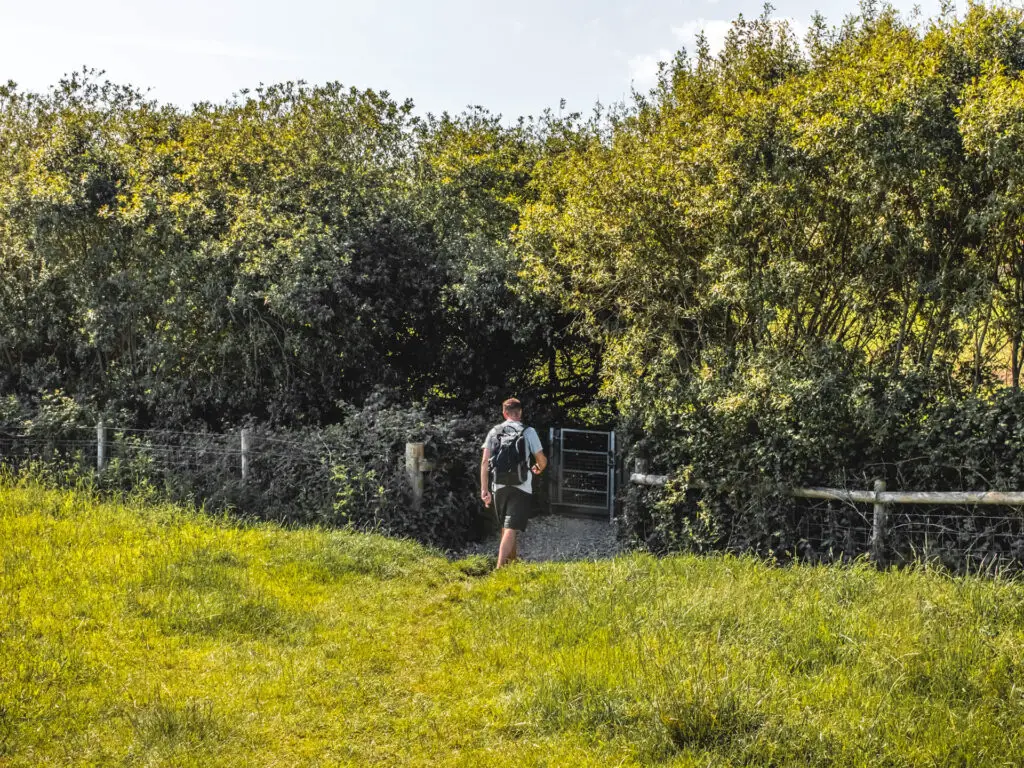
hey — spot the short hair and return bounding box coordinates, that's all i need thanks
[502,398,522,416]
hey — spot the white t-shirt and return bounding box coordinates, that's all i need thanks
[483,419,544,494]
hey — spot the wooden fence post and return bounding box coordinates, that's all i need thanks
[871,479,888,564]
[406,442,425,510]
[96,420,107,473]
[240,429,251,482]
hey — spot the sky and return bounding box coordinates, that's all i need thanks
[0,0,976,120]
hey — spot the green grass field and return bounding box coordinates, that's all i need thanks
[2,483,1024,766]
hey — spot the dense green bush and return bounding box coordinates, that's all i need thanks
[620,347,1024,568]
[243,401,492,549]
[621,345,878,556]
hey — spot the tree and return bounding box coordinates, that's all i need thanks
[959,64,1024,389]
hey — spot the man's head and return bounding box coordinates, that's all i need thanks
[502,398,523,421]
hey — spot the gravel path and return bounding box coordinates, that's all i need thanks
[459,513,623,562]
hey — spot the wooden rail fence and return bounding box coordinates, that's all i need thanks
[630,460,1024,562]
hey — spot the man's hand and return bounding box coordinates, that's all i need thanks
[481,489,492,507]
[531,465,542,475]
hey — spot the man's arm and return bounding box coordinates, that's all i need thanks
[526,428,547,474]
[531,450,547,475]
[480,447,492,506]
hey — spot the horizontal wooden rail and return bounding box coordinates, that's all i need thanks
[872,490,1024,506]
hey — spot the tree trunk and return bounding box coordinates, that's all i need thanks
[1013,337,1020,390]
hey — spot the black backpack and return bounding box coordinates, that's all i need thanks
[489,423,530,486]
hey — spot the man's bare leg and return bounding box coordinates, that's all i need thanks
[497,528,518,568]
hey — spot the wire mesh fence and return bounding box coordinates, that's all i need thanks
[886,505,1024,571]
[628,467,1024,574]
[787,498,1024,571]
[0,417,490,550]
[10,422,1023,571]
[0,423,333,522]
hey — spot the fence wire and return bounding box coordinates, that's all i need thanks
[627,467,1024,574]
[787,498,1024,572]
[0,425,336,523]
[8,426,1024,573]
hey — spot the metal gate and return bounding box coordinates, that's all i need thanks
[548,428,616,521]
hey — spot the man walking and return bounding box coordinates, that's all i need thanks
[480,398,547,568]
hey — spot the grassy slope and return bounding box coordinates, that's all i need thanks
[2,485,1024,767]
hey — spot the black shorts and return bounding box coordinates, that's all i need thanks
[495,486,531,532]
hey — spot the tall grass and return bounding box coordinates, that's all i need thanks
[3,481,1023,766]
